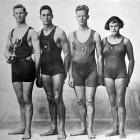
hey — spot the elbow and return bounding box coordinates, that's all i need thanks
[130,59,135,65]
[64,53,71,60]
[98,55,103,63]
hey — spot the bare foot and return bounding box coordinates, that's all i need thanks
[120,133,126,138]
[57,131,66,139]
[8,128,25,135]
[40,128,58,136]
[70,129,87,136]
[87,130,96,139]
[22,131,31,139]
[105,130,119,137]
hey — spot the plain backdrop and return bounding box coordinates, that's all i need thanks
[0,0,140,123]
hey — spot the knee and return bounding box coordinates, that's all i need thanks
[24,98,32,105]
[109,97,117,108]
[18,99,25,106]
[77,98,85,106]
[110,100,117,108]
[47,95,55,104]
[117,98,125,107]
[54,95,61,104]
[86,98,95,107]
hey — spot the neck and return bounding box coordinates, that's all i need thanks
[111,33,121,39]
[43,23,54,31]
[79,24,89,31]
[16,22,27,28]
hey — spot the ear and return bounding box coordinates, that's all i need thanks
[25,12,28,16]
[87,15,89,19]
[12,12,15,17]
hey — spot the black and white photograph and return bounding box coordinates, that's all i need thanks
[0,0,140,140]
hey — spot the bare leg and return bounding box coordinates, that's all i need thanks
[40,75,58,136]
[52,74,66,139]
[70,86,87,136]
[22,82,34,139]
[8,82,25,135]
[104,78,119,137]
[115,78,127,138]
[85,87,96,139]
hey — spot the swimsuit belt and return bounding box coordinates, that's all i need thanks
[17,56,31,62]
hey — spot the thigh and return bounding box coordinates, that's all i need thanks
[12,82,23,101]
[104,78,116,97]
[23,82,34,99]
[74,86,85,100]
[52,73,65,97]
[72,63,84,86]
[85,87,96,100]
[12,63,22,82]
[115,78,127,98]
[85,65,98,87]
[41,74,53,97]
[22,59,36,82]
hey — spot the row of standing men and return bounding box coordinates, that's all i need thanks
[4,4,135,140]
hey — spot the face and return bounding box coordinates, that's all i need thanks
[13,8,27,23]
[76,10,89,26]
[40,9,53,25]
[109,22,120,35]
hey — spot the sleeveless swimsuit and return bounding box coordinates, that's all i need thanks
[103,37,128,80]
[40,26,65,76]
[72,30,98,87]
[11,27,36,82]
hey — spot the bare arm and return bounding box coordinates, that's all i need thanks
[30,30,41,76]
[68,33,74,87]
[94,33,103,75]
[125,38,135,81]
[101,37,106,67]
[59,29,71,75]
[4,32,12,60]
[94,32,104,85]
[68,33,73,78]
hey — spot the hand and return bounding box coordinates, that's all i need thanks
[36,75,42,88]
[6,55,16,64]
[68,77,74,88]
[126,77,130,87]
[64,72,67,81]
[98,75,105,86]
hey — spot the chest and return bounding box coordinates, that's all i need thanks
[76,30,91,43]
[103,43,126,55]
[11,28,31,46]
[41,32,61,48]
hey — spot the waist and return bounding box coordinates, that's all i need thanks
[16,56,31,62]
[72,60,96,66]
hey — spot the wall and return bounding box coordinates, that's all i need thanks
[0,0,140,123]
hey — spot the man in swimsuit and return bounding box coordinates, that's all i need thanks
[38,5,70,139]
[4,4,41,139]
[102,16,135,138]
[68,5,103,139]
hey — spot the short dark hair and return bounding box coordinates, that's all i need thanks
[75,5,89,15]
[105,16,124,30]
[40,5,53,15]
[13,4,27,13]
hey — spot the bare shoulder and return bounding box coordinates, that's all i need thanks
[28,28,39,38]
[68,32,74,41]
[55,26,66,36]
[102,37,106,43]
[38,30,42,36]
[7,30,13,39]
[123,37,131,44]
[93,30,101,41]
